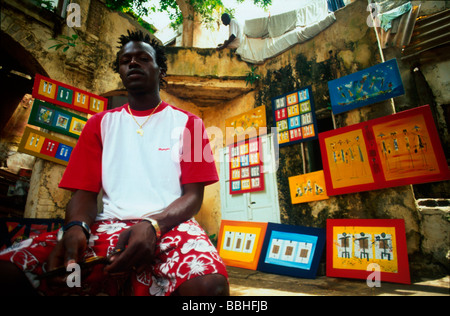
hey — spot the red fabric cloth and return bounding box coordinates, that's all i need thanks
[0,219,227,296]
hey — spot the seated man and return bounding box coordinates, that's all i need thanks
[0,30,229,296]
[217,13,243,50]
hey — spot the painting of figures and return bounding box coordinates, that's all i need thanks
[319,105,449,196]
[328,59,405,115]
[327,219,410,284]
[288,170,329,204]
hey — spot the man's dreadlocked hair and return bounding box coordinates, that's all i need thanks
[113,30,168,87]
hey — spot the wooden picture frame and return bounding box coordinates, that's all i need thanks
[319,105,450,196]
[28,99,87,139]
[217,220,268,270]
[328,59,405,115]
[257,223,326,279]
[18,127,76,166]
[32,74,107,115]
[272,86,318,147]
[326,219,410,284]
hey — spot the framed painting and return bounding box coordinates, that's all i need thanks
[28,100,87,139]
[328,59,405,115]
[18,126,76,166]
[272,86,318,147]
[319,105,450,196]
[257,223,326,279]
[229,137,265,195]
[326,219,410,284]
[225,105,267,146]
[32,74,107,115]
[288,170,329,204]
[217,220,268,270]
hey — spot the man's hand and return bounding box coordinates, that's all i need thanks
[45,226,88,286]
[104,221,157,275]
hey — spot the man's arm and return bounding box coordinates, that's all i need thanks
[217,34,236,50]
[105,182,205,274]
[46,190,98,271]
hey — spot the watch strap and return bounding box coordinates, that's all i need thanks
[63,221,91,240]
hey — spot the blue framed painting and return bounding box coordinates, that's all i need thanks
[328,59,405,115]
[257,223,326,279]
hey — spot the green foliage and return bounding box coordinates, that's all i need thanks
[245,66,261,87]
[105,0,272,29]
[48,33,90,52]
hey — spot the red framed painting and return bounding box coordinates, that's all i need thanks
[32,74,108,115]
[229,136,265,194]
[326,219,410,284]
[319,105,450,196]
[217,220,268,270]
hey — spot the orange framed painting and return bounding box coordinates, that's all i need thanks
[327,219,410,284]
[225,105,267,146]
[217,220,268,270]
[319,105,450,196]
[288,170,329,204]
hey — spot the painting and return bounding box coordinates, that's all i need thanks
[328,59,405,115]
[257,223,326,279]
[319,105,450,196]
[272,86,318,147]
[28,100,87,139]
[32,74,107,115]
[229,137,265,195]
[288,170,329,204]
[326,219,410,284]
[18,127,76,166]
[225,105,267,146]
[217,220,268,270]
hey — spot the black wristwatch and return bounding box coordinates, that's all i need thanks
[57,221,91,241]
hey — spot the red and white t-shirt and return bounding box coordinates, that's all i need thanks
[59,102,219,221]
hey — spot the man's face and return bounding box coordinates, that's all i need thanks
[118,41,163,93]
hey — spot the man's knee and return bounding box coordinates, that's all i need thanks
[176,273,229,296]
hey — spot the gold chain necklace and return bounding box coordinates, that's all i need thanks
[128,100,162,136]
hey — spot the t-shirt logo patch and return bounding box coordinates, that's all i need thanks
[158,147,171,151]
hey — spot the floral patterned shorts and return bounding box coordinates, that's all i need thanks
[0,219,228,296]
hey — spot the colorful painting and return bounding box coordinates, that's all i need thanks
[327,219,410,284]
[257,223,326,279]
[28,100,87,139]
[217,220,268,270]
[328,59,405,115]
[18,127,76,166]
[319,105,450,196]
[225,105,267,146]
[229,137,265,195]
[272,86,318,147]
[288,170,329,204]
[32,74,107,115]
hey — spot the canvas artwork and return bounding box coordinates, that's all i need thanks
[229,137,265,194]
[272,86,318,147]
[257,223,326,279]
[18,127,76,166]
[328,59,405,115]
[288,170,329,204]
[217,220,268,270]
[32,74,107,115]
[225,105,267,146]
[327,219,410,284]
[28,100,87,139]
[319,105,450,196]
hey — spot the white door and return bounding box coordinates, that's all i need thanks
[220,134,281,223]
